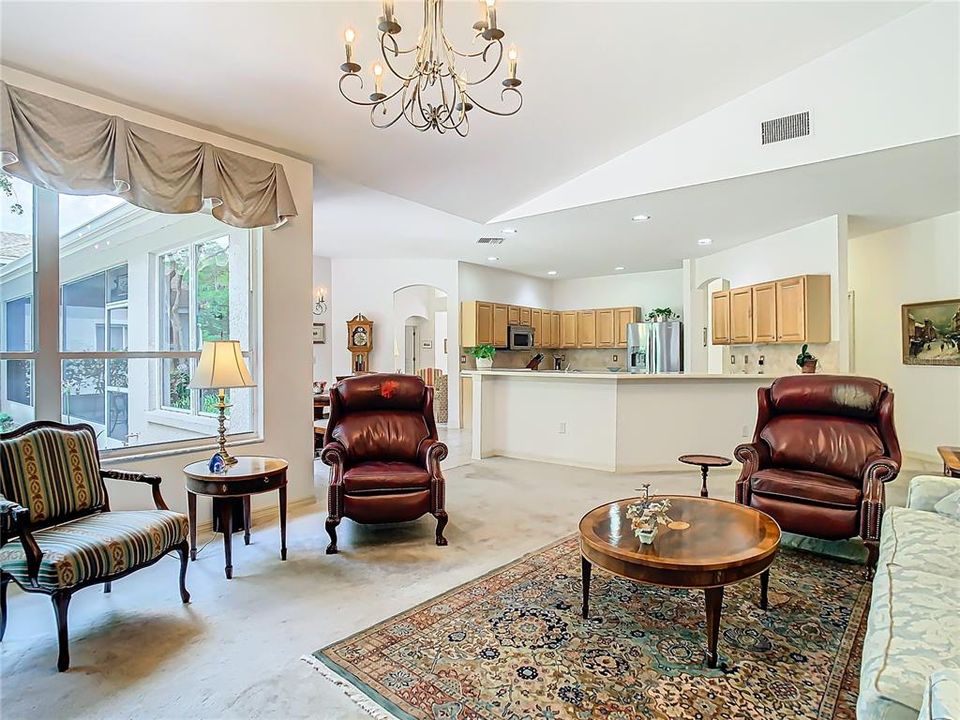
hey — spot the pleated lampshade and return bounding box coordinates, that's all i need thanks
[189,340,256,389]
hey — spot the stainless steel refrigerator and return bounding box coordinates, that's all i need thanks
[626,321,683,374]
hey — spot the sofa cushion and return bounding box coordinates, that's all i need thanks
[859,563,960,719]
[934,489,960,521]
[0,510,188,591]
[919,669,960,720]
[750,468,862,508]
[880,506,960,580]
[0,425,107,525]
[343,462,431,495]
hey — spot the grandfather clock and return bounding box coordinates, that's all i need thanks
[347,313,374,373]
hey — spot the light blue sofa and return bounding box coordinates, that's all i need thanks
[858,475,960,719]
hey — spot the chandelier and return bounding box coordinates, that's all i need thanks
[338,0,523,136]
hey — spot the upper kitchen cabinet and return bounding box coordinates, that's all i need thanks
[777,275,831,343]
[531,308,543,348]
[578,310,597,348]
[519,307,532,326]
[508,305,521,325]
[461,300,494,347]
[615,307,640,347]
[596,309,616,348]
[493,303,509,348]
[551,312,561,349]
[711,291,731,345]
[560,311,578,348]
[752,282,777,343]
[730,288,754,344]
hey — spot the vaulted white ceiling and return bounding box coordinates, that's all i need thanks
[2,1,954,278]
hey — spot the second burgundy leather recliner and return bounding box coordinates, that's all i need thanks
[320,374,449,554]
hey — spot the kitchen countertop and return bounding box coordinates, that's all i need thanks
[461,369,776,380]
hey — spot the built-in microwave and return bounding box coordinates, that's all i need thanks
[508,325,535,350]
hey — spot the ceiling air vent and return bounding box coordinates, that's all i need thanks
[761,111,810,145]
[476,237,505,245]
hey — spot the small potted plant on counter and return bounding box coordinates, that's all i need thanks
[646,308,679,322]
[796,344,818,374]
[467,343,496,370]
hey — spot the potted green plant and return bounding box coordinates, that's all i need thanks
[796,344,818,374]
[646,307,678,322]
[466,343,496,370]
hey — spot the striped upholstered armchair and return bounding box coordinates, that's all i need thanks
[0,421,190,671]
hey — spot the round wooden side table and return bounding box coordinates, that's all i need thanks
[183,456,288,579]
[678,454,732,498]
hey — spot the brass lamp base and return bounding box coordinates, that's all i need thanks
[214,389,238,465]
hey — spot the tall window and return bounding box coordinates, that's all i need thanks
[0,171,259,453]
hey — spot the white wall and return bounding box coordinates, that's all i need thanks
[551,269,682,314]
[458,262,553,308]
[312,255,333,384]
[3,66,316,519]
[499,2,959,220]
[849,212,960,462]
[330,258,461,426]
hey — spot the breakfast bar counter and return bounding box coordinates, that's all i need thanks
[462,370,776,472]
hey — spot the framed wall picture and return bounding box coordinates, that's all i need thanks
[312,323,326,344]
[901,299,960,366]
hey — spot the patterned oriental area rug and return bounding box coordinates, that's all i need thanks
[304,536,869,720]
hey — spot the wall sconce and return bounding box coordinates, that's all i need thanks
[313,287,328,316]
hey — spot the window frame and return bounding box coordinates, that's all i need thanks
[0,178,263,459]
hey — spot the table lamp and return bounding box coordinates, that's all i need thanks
[189,340,256,466]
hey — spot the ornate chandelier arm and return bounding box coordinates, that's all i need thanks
[461,41,505,86]
[442,32,499,60]
[379,32,422,83]
[465,87,523,117]
[339,73,406,107]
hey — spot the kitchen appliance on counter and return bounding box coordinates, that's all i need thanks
[627,321,682,374]
[553,354,565,371]
[508,325,535,350]
[526,353,545,370]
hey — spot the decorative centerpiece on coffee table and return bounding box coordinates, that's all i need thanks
[626,484,673,544]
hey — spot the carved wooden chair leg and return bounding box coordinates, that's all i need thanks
[325,517,340,554]
[176,541,191,603]
[434,511,449,546]
[0,573,9,641]
[103,581,112,593]
[864,539,879,580]
[52,591,72,672]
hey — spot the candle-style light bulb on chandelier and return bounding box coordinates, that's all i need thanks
[338,0,523,136]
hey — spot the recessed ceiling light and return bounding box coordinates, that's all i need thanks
[502,227,518,234]
[547,270,558,276]
[631,214,651,222]
[487,256,500,261]
[614,266,625,271]
[698,238,713,246]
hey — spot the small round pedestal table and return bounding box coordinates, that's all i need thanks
[678,454,732,498]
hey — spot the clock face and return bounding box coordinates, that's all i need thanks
[352,327,369,347]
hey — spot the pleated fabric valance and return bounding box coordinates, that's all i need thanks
[0,81,297,229]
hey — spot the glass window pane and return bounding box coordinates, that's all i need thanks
[160,247,191,352]
[106,264,128,303]
[196,237,230,342]
[1,359,33,431]
[106,390,128,443]
[161,357,192,411]
[62,358,106,425]
[107,307,128,351]
[1,173,34,352]
[62,273,106,351]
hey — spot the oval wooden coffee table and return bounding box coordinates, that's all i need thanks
[579,496,781,668]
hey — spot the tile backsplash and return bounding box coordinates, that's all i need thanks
[461,348,628,372]
[723,342,838,376]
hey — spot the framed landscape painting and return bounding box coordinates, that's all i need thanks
[901,299,960,366]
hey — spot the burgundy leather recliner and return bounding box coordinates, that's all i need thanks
[735,375,901,578]
[320,374,449,554]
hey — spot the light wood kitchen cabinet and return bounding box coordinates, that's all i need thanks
[492,303,509,348]
[461,300,494,347]
[460,376,473,429]
[531,309,543,348]
[711,291,731,345]
[560,311,578,348]
[508,305,520,325]
[752,283,777,343]
[730,287,754,344]
[519,306,531,326]
[615,307,639,347]
[596,309,616,347]
[578,310,597,348]
[550,311,561,349]
[776,275,831,343]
